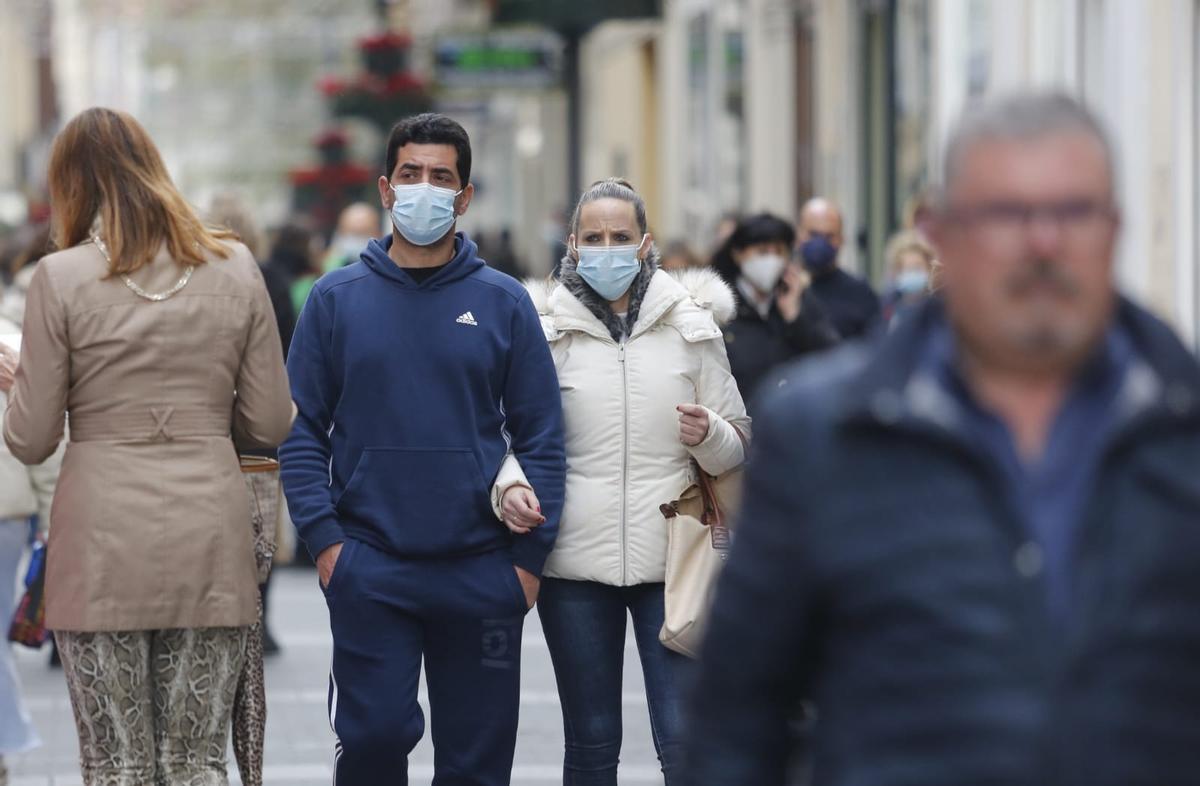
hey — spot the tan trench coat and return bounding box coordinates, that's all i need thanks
[3,239,293,632]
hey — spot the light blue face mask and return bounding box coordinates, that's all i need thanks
[574,236,647,301]
[895,269,930,295]
[389,182,462,246]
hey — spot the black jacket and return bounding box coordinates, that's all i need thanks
[686,297,1200,786]
[259,261,296,357]
[808,266,881,340]
[723,288,839,409]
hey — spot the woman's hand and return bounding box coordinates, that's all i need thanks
[776,263,811,323]
[677,404,710,447]
[501,485,545,535]
[0,343,19,394]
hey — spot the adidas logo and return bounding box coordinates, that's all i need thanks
[456,311,478,326]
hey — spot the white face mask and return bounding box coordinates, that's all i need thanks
[333,233,374,261]
[741,253,787,294]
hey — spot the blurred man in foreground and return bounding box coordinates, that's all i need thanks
[685,92,1200,786]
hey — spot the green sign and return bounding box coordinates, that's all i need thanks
[435,32,564,88]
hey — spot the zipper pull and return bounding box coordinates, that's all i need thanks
[618,343,626,362]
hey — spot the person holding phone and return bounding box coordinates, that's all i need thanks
[714,213,840,410]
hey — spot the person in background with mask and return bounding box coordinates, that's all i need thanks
[714,213,839,408]
[799,198,881,340]
[495,178,750,785]
[882,229,936,323]
[281,112,565,785]
[322,202,380,274]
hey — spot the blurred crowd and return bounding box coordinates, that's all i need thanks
[9,86,1196,786]
[0,108,937,785]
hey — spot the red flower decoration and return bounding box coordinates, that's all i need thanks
[289,163,373,188]
[359,31,412,52]
[317,75,345,97]
[383,73,425,94]
[315,129,349,148]
[338,73,426,98]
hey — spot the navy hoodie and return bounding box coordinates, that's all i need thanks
[280,233,565,575]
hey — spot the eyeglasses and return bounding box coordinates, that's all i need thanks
[943,199,1117,243]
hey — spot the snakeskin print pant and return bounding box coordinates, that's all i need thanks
[55,626,249,786]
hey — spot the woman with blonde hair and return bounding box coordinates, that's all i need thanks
[0,107,293,785]
[496,178,750,784]
[882,229,937,322]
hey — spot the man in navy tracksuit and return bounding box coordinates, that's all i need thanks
[281,113,565,785]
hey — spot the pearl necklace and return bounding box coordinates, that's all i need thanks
[90,233,195,302]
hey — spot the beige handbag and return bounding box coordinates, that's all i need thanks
[658,461,744,658]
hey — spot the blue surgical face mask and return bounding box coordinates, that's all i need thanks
[800,234,838,274]
[895,269,930,295]
[574,236,647,302]
[389,182,462,246]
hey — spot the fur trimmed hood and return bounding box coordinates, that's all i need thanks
[667,267,737,326]
[525,266,737,342]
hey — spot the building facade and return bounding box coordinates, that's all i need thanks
[51,0,378,226]
[578,0,1200,342]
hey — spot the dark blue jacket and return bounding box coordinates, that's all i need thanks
[280,234,565,575]
[686,297,1200,786]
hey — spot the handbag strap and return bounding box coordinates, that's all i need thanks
[239,455,280,474]
[695,424,747,550]
[695,468,731,552]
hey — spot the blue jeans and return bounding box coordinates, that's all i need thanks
[538,579,689,786]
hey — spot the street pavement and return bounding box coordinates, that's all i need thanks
[7,566,664,785]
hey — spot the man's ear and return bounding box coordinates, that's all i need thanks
[455,183,475,217]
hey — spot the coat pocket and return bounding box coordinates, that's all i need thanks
[336,447,492,555]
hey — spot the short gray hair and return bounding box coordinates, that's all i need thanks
[942,92,1117,196]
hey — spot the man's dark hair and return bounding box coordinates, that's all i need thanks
[729,213,796,251]
[384,113,472,186]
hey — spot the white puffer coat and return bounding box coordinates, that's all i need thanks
[495,267,751,586]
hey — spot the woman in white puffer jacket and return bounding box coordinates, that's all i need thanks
[494,179,750,785]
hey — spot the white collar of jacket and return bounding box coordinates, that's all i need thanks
[525,268,736,344]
